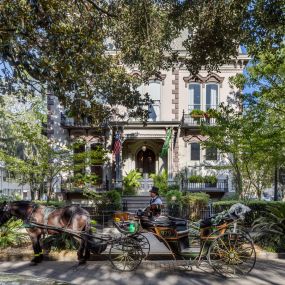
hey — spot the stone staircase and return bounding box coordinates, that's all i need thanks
[122,196,166,214]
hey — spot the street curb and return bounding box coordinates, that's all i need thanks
[1,252,285,262]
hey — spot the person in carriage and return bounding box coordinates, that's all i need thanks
[147,186,163,217]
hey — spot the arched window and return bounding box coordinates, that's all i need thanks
[148,81,161,121]
[205,84,218,110]
[189,84,201,112]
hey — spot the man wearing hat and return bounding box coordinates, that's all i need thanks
[148,186,163,216]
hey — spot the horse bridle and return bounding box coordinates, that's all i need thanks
[0,202,11,213]
[0,202,11,224]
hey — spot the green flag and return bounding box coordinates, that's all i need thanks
[160,129,172,158]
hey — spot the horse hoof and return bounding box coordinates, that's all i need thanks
[78,260,86,266]
[29,262,38,266]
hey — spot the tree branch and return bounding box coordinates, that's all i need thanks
[83,0,117,17]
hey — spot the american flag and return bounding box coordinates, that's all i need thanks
[113,132,121,157]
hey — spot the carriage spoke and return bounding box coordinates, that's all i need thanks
[109,238,143,271]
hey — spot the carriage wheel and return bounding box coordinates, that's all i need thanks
[207,232,256,277]
[109,237,144,271]
[132,234,150,259]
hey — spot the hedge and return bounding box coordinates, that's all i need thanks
[34,200,66,207]
[213,200,285,226]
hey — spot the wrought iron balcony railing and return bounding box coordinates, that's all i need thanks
[181,114,216,127]
[182,179,228,192]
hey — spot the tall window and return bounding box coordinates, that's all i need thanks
[190,143,200,161]
[148,81,161,121]
[206,84,218,110]
[189,84,201,111]
[205,146,217,160]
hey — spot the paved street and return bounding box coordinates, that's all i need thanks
[0,258,285,285]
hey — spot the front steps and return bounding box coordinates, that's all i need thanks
[121,195,166,214]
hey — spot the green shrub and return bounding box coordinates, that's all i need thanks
[203,175,217,184]
[183,192,210,221]
[102,189,122,210]
[190,110,205,117]
[35,200,65,207]
[252,203,285,252]
[0,219,29,249]
[43,233,79,251]
[220,193,240,201]
[150,169,168,196]
[165,190,183,205]
[205,108,217,118]
[123,170,142,196]
[188,175,204,183]
[167,184,179,191]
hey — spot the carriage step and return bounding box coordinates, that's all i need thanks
[181,247,201,254]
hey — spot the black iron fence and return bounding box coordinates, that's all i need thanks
[167,203,214,221]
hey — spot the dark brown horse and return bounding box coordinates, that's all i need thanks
[0,201,91,265]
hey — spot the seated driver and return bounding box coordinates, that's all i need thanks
[146,186,163,217]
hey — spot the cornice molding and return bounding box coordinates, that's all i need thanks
[130,70,167,85]
[182,135,208,143]
[183,73,224,88]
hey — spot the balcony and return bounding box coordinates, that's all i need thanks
[181,112,216,128]
[182,179,228,193]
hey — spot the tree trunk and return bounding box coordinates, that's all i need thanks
[274,165,278,201]
[233,162,243,198]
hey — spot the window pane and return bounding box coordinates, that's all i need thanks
[148,103,160,121]
[148,81,160,121]
[191,143,200,160]
[206,147,217,160]
[149,81,161,101]
[206,84,218,110]
[189,84,201,110]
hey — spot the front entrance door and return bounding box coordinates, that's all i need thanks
[136,148,155,177]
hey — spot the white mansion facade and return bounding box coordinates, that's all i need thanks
[48,45,249,198]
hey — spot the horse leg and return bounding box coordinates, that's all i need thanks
[81,222,92,263]
[75,226,91,265]
[30,232,43,264]
[77,238,86,265]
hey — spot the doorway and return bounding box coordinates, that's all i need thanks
[136,148,156,176]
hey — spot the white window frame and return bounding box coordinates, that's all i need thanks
[148,80,161,122]
[189,83,202,112]
[204,83,219,111]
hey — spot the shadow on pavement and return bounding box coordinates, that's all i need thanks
[0,259,285,285]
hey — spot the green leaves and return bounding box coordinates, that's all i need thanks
[252,204,285,251]
[0,219,29,249]
[123,169,142,195]
[1,1,283,123]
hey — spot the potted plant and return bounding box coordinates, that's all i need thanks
[204,175,217,187]
[190,109,205,118]
[123,170,142,196]
[188,175,204,183]
[204,108,217,119]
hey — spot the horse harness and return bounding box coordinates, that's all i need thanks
[24,204,56,234]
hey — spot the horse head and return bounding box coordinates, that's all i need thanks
[0,201,12,226]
